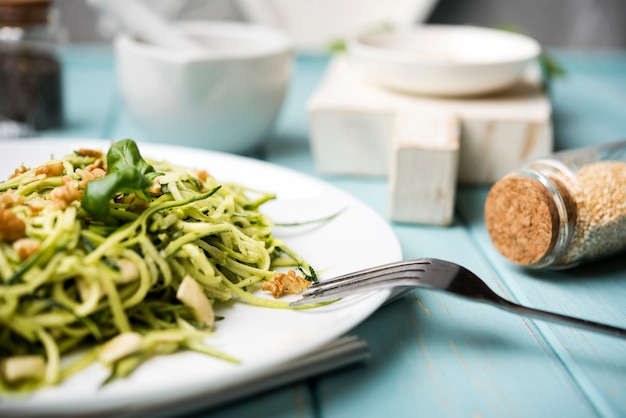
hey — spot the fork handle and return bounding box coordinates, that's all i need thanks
[496,299,626,339]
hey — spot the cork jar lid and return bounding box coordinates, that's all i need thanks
[0,0,50,27]
[484,176,560,265]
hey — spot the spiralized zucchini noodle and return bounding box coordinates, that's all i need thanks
[0,139,316,392]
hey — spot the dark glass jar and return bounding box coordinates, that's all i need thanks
[484,140,626,269]
[0,0,63,137]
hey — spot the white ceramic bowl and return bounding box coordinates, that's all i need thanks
[235,0,438,53]
[346,24,542,97]
[114,21,292,153]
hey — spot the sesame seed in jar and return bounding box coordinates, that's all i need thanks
[485,154,626,269]
[558,161,626,264]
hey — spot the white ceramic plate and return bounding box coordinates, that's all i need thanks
[347,24,541,97]
[0,139,402,416]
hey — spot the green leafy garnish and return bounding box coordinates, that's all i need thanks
[82,139,157,224]
[327,39,347,53]
[494,24,567,88]
[326,21,394,54]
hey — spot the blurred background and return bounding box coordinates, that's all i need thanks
[56,0,626,49]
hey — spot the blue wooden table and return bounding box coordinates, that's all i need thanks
[40,45,626,418]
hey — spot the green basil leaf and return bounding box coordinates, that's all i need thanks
[82,168,152,223]
[107,138,155,176]
[81,139,156,223]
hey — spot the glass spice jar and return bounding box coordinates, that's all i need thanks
[0,0,63,138]
[484,139,626,269]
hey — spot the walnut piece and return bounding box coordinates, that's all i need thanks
[0,209,26,242]
[47,182,82,209]
[85,158,105,172]
[197,170,210,182]
[9,164,28,179]
[34,162,64,178]
[75,167,107,188]
[0,191,25,209]
[27,199,46,215]
[262,270,312,299]
[148,180,162,196]
[13,238,40,261]
[76,148,104,159]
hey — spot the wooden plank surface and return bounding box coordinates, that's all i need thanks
[459,188,626,418]
[278,51,626,418]
[456,51,626,418]
[315,222,602,417]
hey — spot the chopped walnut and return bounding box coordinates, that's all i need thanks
[0,191,25,209]
[47,182,82,209]
[13,238,40,261]
[197,170,210,182]
[77,148,103,159]
[148,180,163,196]
[9,164,29,179]
[0,209,26,242]
[262,270,312,299]
[34,162,64,178]
[75,167,107,188]
[26,197,47,215]
[85,158,105,172]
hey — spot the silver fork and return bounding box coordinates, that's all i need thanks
[290,258,626,338]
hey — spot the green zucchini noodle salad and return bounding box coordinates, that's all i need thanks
[0,139,317,393]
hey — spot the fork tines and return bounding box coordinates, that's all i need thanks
[290,259,430,307]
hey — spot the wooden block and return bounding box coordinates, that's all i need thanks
[307,55,552,184]
[389,112,460,225]
[307,106,395,176]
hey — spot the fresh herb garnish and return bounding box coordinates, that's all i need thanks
[82,139,158,224]
[494,24,567,88]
